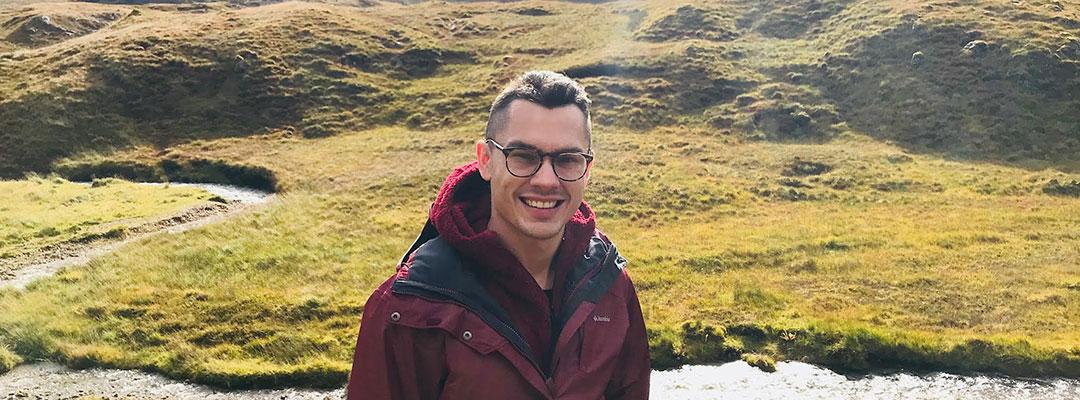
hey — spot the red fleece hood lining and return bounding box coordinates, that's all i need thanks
[430,162,596,274]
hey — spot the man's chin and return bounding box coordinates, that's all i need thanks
[517,221,565,241]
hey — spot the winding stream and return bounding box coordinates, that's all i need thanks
[143,182,275,205]
[651,361,1080,399]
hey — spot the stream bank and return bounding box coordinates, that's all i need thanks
[3,360,1078,399]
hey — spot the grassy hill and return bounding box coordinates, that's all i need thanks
[1,0,1078,386]
[4,0,1079,177]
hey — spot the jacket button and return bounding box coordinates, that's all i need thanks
[462,330,473,341]
[390,312,401,322]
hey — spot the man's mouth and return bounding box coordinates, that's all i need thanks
[521,197,563,209]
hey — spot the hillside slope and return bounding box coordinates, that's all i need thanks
[1,0,1079,178]
[0,0,1078,388]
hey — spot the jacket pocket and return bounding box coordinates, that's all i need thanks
[577,303,630,373]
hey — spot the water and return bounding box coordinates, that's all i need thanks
[66,181,274,203]
[2,361,1077,399]
[137,182,274,204]
[651,361,1080,400]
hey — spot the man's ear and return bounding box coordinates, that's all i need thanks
[476,140,492,181]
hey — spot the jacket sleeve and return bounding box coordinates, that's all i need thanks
[346,277,448,400]
[604,273,651,400]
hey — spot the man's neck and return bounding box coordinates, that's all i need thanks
[488,220,563,290]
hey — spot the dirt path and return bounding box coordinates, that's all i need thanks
[0,184,274,289]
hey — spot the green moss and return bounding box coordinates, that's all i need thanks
[652,321,1080,377]
[741,353,777,372]
[678,321,740,364]
[647,328,683,370]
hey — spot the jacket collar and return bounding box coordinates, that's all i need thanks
[391,230,625,373]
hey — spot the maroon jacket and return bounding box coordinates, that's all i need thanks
[346,163,650,399]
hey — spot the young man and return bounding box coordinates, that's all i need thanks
[347,71,650,399]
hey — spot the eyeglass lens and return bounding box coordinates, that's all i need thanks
[505,149,588,181]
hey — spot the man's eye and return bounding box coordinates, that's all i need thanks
[556,154,585,166]
[510,151,540,164]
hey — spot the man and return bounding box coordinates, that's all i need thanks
[347,71,650,399]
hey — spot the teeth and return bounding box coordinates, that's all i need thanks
[524,199,558,209]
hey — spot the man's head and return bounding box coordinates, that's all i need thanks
[477,71,593,242]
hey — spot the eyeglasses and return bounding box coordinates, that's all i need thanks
[485,138,594,182]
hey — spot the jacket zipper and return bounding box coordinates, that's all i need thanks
[549,245,613,376]
[561,245,613,307]
[559,243,612,323]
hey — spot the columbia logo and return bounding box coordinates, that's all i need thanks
[592,315,611,322]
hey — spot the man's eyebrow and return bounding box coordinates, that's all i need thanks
[505,140,587,153]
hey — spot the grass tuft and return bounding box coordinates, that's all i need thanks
[0,343,21,374]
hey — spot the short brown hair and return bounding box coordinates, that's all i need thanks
[484,71,592,146]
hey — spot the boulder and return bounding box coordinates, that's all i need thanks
[911,51,925,68]
[962,40,990,56]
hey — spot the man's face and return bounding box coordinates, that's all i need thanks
[477,100,591,242]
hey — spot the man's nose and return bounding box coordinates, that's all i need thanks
[529,157,561,188]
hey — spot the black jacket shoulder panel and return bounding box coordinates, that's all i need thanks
[557,234,626,329]
[398,237,467,286]
[390,227,627,373]
[393,237,515,330]
[391,236,541,368]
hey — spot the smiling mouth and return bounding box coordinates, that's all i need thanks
[521,197,563,209]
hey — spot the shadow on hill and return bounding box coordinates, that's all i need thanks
[623,0,1079,170]
[0,6,479,178]
[805,22,1080,170]
[54,157,279,192]
[0,49,305,178]
[734,0,850,39]
[561,47,754,128]
[634,5,740,43]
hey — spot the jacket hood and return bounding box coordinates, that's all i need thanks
[428,161,596,305]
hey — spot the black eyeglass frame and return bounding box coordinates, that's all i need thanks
[485,138,594,182]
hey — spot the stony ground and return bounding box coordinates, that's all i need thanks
[0,363,343,400]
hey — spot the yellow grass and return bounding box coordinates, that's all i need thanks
[1,0,1079,387]
[0,177,215,260]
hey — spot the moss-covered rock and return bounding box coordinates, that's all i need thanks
[742,353,777,372]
